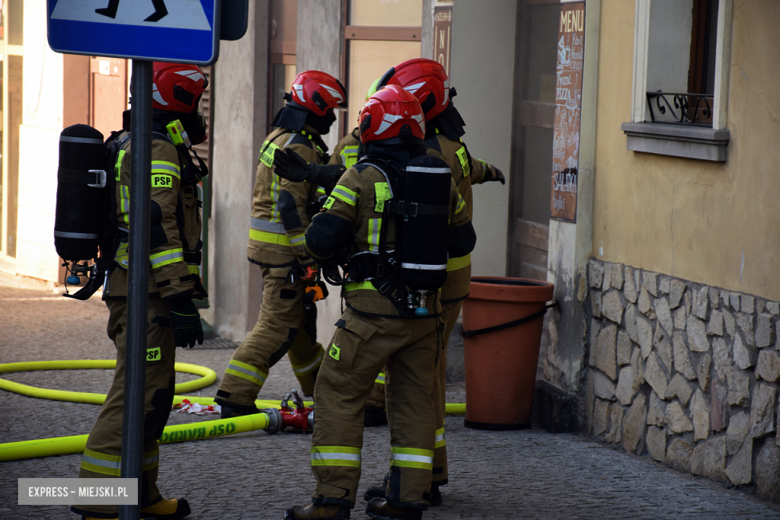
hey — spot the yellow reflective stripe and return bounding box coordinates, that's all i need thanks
[81,448,121,476]
[455,195,466,215]
[374,372,386,385]
[390,447,433,470]
[149,248,184,269]
[115,149,126,181]
[322,196,335,210]
[249,229,293,247]
[368,218,381,252]
[292,350,324,375]
[151,160,181,179]
[434,428,446,449]
[311,446,361,467]
[142,449,160,471]
[270,173,281,222]
[345,281,376,292]
[455,145,471,177]
[187,264,200,275]
[289,233,306,246]
[446,253,471,272]
[374,182,392,212]
[120,185,130,226]
[316,186,327,196]
[226,359,267,386]
[331,185,359,206]
[341,145,359,169]
[114,242,129,268]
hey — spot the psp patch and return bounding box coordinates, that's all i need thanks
[152,174,173,189]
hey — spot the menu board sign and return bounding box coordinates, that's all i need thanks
[550,1,585,223]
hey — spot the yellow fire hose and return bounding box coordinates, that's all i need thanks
[0,360,466,462]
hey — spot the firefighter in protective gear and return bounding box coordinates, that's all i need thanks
[362,58,506,506]
[214,71,347,419]
[71,61,208,520]
[326,77,381,172]
[285,85,476,520]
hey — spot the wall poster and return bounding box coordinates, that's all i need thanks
[550,1,585,223]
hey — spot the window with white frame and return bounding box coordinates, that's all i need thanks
[623,0,733,161]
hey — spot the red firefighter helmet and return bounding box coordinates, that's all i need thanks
[152,62,208,113]
[359,84,426,144]
[289,70,347,116]
[378,58,450,122]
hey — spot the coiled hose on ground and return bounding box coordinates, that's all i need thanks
[0,360,466,462]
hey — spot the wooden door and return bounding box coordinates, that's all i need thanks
[507,0,560,280]
[90,57,128,139]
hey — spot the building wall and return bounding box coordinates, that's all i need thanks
[449,0,516,277]
[205,0,269,340]
[592,0,780,302]
[585,0,780,501]
[16,0,64,282]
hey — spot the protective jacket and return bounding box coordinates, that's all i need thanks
[304,160,475,319]
[106,133,203,303]
[248,124,327,267]
[328,127,361,169]
[425,128,497,303]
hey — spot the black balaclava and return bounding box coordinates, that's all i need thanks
[305,110,337,135]
[271,101,336,136]
[426,99,466,141]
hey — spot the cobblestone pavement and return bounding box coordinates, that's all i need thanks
[1,271,779,519]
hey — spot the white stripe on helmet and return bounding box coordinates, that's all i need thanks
[320,84,344,103]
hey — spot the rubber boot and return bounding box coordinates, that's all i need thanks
[365,499,422,520]
[364,405,388,427]
[363,473,389,502]
[141,497,191,519]
[284,503,351,520]
[364,478,441,507]
[215,398,259,419]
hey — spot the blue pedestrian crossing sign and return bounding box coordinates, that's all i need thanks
[47,0,220,65]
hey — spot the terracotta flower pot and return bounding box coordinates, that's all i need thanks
[462,277,555,430]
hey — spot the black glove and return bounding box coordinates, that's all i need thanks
[273,148,346,191]
[485,165,506,185]
[169,299,203,348]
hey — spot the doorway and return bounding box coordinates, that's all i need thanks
[507,0,560,280]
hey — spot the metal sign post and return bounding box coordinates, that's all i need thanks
[118,59,153,520]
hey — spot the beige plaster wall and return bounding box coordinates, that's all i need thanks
[592,0,780,301]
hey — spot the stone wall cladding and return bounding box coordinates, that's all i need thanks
[586,259,780,502]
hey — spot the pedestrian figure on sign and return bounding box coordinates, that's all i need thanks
[96,0,169,22]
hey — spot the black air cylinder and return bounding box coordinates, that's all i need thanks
[400,156,451,292]
[54,124,106,261]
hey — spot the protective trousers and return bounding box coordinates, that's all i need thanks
[362,299,460,488]
[311,309,439,510]
[217,266,324,405]
[72,297,175,518]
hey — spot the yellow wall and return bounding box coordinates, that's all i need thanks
[592,0,780,301]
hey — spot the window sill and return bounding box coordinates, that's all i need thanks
[621,122,729,162]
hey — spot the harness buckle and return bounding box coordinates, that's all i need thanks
[87,169,107,188]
